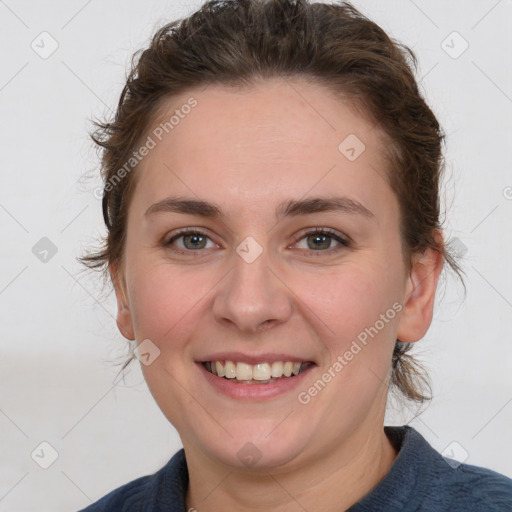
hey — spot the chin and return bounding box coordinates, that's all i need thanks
[215,439,307,471]
[189,418,314,471]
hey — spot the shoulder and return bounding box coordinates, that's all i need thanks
[77,449,188,512]
[77,473,154,512]
[437,460,512,510]
[393,426,512,511]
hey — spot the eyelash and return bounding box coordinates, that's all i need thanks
[164,227,351,256]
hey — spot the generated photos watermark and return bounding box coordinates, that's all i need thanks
[93,97,198,199]
[297,301,403,404]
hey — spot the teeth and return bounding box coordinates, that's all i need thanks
[270,361,283,378]
[215,361,225,377]
[253,363,271,381]
[236,362,252,381]
[225,361,236,379]
[205,360,309,381]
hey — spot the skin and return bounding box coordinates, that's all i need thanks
[110,77,444,511]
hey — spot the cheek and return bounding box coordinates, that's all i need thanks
[294,261,402,406]
[291,266,399,426]
[127,261,211,346]
[292,262,399,344]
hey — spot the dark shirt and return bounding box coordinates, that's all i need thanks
[78,425,512,511]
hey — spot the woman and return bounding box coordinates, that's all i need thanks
[78,0,512,510]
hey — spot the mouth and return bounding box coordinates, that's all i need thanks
[202,360,315,384]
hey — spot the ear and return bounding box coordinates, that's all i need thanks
[109,261,135,341]
[396,230,444,343]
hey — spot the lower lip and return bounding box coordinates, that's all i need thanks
[197,363,315,400]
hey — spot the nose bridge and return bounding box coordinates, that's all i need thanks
[212,237,292,333]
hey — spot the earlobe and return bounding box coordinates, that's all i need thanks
[109,262,135,341]
[396,231,445,343]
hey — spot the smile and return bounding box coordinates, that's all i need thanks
[203,360,314,384]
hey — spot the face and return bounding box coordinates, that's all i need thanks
[112,78,438,471]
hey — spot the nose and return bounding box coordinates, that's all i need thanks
[212,245,293,334]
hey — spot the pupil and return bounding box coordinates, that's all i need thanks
[309,234,330,250]
[185,234,205,249]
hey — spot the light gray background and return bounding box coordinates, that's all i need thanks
[0,0,511,510]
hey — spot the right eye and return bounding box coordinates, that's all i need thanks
[165,229,218,254]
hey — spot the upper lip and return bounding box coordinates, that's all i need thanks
[197,352,315,365]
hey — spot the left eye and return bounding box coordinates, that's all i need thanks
[293,229,350,252]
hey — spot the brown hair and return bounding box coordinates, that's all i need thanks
[80,0,465,403]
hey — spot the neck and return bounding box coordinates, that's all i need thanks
[184,425,397,512]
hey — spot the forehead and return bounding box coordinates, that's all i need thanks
[130,78,394,222]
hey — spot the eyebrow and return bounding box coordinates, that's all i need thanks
[144,196,375,221]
